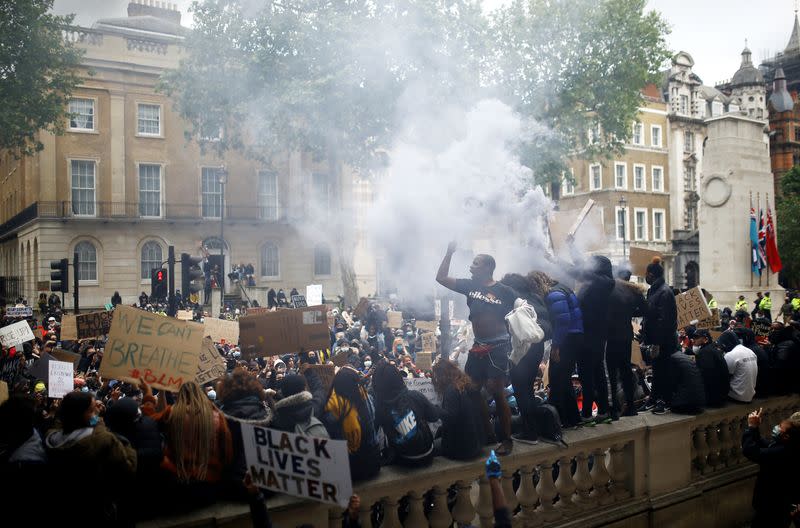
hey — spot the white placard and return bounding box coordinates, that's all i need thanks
[48,360,74,398]
[241,424,352,508]
[306,284,323,306]
[5,306,32,318]
[404,378,441,434]
[0,320,36,347]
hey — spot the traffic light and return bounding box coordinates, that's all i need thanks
[151,268,167,300]
[181,253,205,298]
[50,258,69,293]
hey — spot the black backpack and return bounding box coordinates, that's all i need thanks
[533,403,568,447]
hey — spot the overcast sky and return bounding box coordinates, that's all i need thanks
[53,0,800,87]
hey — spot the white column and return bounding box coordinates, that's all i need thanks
[109,92,126,205]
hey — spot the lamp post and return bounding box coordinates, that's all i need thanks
[217,165,228,311]
[619,195,627,261]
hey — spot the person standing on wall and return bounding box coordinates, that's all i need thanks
[436,241,518,455]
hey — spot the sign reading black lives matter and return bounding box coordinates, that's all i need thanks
[241,423,352,508]
[75,311,112,339]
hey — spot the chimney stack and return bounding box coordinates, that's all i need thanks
[127,0,181,25]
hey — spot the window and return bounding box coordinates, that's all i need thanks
[614,162,627,189]
[75,241,97,282]
[615,206,628,241]
[201,167,223,218]
[653,209,666,241]
[633,164,645,191]
[71,160,96,216]
[314,244,331,276]
[137,103,161,136]
[795,126,800,141]
[651,125,662,147]
[684,131,694,153]
[138,164,161,217]
[712,101,724,116]
[684,165,696,191]
[261,242,280,278]
[68,98,94,130]
[589,123,601,144]
[632,122,643,145]
[258,171,278,220]
[652,166,664,192]
[680,95,689,114]
[312,172,335,212]
[634,208,648,241]
[140,241,162,280]
[590,164,602,190]
[562,168,575,195]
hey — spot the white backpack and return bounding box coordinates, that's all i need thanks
[505,298,545,365]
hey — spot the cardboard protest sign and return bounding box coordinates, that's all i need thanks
[629,247,663,277]
[241,423,352,508]
[752,319,771,339]
[353,298,369,319]
[387,311,403,329]
[549,203,606,256]
[101,305,204,391]
[50,348,81,368]
[696,309,721,330]
[247,306,270,316]
[676,287,712,330]
[239,306,329,358]
[414,352,432,371]
[48,360,74,398]
[421,332,436,354]
[306,284,323,306]
[404,377,442,406]
[292,295,308,308]
[0,320,35,347]
[176,310,194,321]
[5,306,32,318]
[60,314,77,341]
[196,337,227,385]
[415,320,438,332]
[0,381,7,405]
[341,311,354,326]
[75,311,112,339]
[710,330,723,342]
[203,317,240,344]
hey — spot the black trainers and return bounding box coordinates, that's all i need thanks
[638,399,656,412]
[622,408,639,417]
[594,413,613,424]
[512,432,539,445]
[652,401,670,415]
[580,416,596,427]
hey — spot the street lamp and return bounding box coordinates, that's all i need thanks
[217,165,228,312]
[619,195,627,261]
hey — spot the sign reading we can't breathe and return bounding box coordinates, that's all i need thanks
[100,305,203,391]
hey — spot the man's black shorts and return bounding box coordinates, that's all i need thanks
[465,340,510,383]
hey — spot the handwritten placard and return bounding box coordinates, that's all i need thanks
[239,306,329,358]
[0,320,35,347]
[306,284,323,306]
[676,286,712,330]
[5,306,32,318]
[75,311,112,339]
[101,305,203,391]
[415,320,438,332]
[203,316,240,344]
[696,309,721,330]
[176,310,194,321]
[387,311,403,329]
[48,360,74,398]
[421,332,436,354]
[291,294,308,308]
[241,424,352,508]
[404,377,441,406]
[196,337,227,385]
[414,352,432,371]
[60,314,77,341]
[247,306,270,316]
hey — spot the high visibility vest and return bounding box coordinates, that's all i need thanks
[792,298,800,311]
[735,300,748,311]
[708,298,718,310]
[759,297,772,310]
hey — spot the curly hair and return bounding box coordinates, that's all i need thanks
[431,359,473,396]
[527,271,556,298]
[216,368,265,405]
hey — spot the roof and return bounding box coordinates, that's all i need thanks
[786,13,800,55]
[731,47,764,88]
[93,15,187,37]
[769,68,795,112]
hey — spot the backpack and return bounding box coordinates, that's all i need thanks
[385,391,434,461]
[533,404,568,447]
[506,299,545,365]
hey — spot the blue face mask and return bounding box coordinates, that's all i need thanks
[772,425,782,441]
[89,415,99,427]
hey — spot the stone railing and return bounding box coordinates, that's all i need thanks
[138,395,800,528]
[62,27,104,46]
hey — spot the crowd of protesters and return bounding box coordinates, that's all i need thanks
[1,247,799,526]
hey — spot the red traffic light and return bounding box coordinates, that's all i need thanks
[156,270,164,281]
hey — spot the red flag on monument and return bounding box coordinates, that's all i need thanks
[766,206,782,273]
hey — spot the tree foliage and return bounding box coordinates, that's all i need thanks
[0,0,83,156]
[778,166,800,287]
[162,0,670,180]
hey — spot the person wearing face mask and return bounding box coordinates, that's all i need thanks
[691,329,729,408]
[767,322,800,396]
[640,257,678,415]
[742,408,800,528]
[45,391,137,523]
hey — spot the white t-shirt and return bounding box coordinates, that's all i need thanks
[724,345,758,402]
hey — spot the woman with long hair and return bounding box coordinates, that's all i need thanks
[141,379,233,509]
[528,270,584,428]
[431,359,486,460]
[322,366,380,481]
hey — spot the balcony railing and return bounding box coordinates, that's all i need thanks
[138,394,800,528]
[35,201,287,223]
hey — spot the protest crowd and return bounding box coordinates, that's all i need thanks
[1,249,800,528]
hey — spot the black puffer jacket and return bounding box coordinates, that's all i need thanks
[219,396,272,482]
[742,426,800,520]
[694,343,729,407]
[668,352,706,413]
[607,280,648,340]
[576,256,616,342]
[272,391,329,437]
[642,277,677,346]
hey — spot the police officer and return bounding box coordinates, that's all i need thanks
[759,292,773,323]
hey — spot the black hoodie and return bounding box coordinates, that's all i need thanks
[272,391,329,437]
[576,255,616,341]
[642,276,677,346]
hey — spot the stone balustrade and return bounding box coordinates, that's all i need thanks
[62,28,104,46]
[139,394,800,528]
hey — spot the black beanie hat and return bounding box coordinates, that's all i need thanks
[280,375,307,397]
[646,256,664,279]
